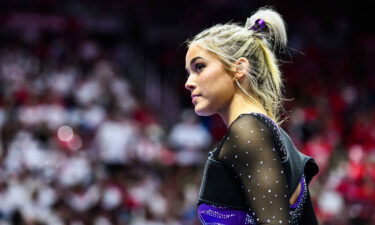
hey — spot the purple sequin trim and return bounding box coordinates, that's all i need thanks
[290,176,306,209]
[197,112,308,224]
[198,203,255,225]
[249,112,288,161]
[198,175,306,225]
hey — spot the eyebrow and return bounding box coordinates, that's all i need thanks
[185,56,205,73]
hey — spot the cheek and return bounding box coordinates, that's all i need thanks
[199,71,235,110]
[212,78,235,104]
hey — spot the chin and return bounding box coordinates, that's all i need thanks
[193,105,215,117]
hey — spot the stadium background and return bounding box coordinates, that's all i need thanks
[0,0,374,224]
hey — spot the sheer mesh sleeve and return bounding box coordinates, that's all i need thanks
[218,114,291,224]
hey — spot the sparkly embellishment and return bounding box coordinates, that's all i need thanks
[198,206,237,220]
[245,214,256,224]
[200,113,309,225]
[250,112,288,161]
[198,204,257,224]
[290,175,308,224]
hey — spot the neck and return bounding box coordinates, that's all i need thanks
[218,92,268,128]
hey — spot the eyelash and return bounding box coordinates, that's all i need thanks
[195,63,206,72]
[186,63,206,77]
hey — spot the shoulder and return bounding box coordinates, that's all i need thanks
[218,113,287,172]
[231,112,278,128]
[220,113,287,161]
[227,113,278,139]
[220,113,276,153]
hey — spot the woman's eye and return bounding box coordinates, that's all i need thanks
[195,63,206,72]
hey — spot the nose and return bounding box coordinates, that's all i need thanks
[185,74,196,92]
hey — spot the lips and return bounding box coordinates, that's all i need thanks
[191,94,201,104]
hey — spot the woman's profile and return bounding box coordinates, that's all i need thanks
[184,7,319,225]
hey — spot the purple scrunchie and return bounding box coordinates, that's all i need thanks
[250,19,266,31]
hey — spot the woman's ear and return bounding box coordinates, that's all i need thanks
[234,57,250,80]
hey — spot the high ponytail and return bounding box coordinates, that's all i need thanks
[245,7,287,50]
[187,7,288,124]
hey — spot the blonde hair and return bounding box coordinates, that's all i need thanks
[187,7,287,124]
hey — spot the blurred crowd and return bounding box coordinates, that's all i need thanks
[0,0,374,225]
[0,40,212,224]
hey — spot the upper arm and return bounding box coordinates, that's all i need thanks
[218,114,291,224]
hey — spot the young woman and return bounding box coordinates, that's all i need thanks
[184,7,319,225]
